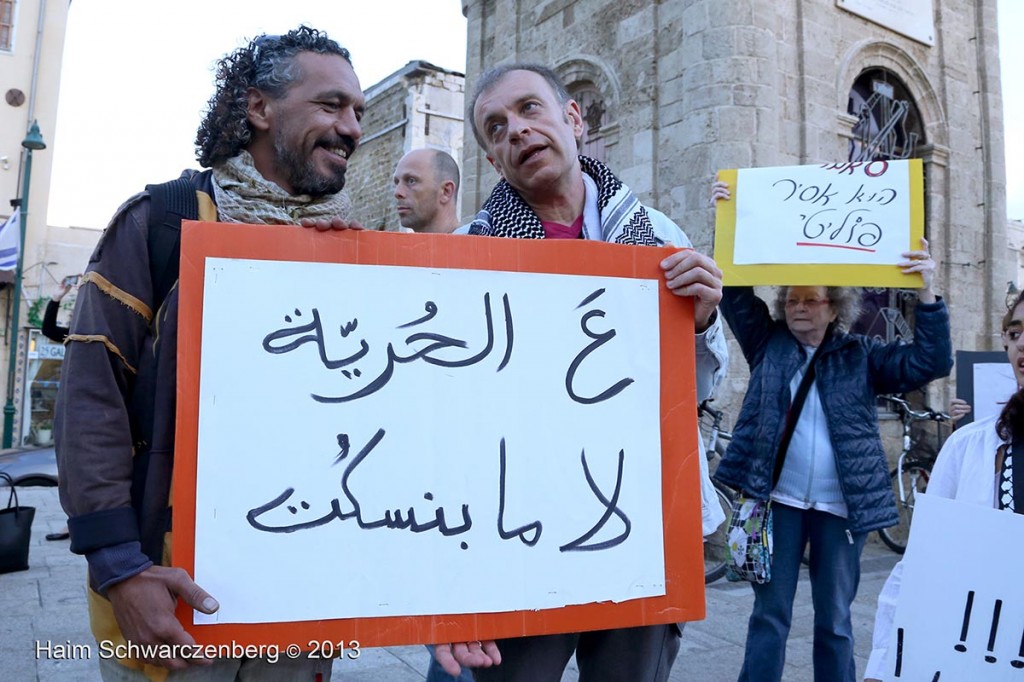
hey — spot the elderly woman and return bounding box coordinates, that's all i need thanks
[864,289,1024,680]
[711,183,953,682]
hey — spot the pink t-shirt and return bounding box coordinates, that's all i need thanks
[541,214,584,240]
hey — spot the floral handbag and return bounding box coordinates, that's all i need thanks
[724,495,773,584]
[722,340,824,585]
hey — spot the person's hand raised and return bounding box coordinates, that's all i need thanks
[898,237,937,303]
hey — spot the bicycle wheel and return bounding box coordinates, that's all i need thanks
[878,462,931,554]
[704,483,734,584]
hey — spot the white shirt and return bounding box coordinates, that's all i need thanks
[772,345,848,517]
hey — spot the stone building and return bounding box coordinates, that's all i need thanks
[460,0,1011,417]
[346,61,466,231]
[0,0,91,448]
[1008,218,1024,285]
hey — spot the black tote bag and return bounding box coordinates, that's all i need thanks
[0,471,35,573]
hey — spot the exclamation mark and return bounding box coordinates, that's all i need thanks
[984,599,1002,663]
[1011,623,1024,668]
[894,627,904,677]
[955,591,975,652]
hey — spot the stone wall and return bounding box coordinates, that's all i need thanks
[347,80,408,231]
[461,0,1012,430]
[346,63,465,231]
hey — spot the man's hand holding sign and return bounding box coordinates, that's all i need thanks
[659,249,723,333]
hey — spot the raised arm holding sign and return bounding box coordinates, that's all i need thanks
[709,172,952,682]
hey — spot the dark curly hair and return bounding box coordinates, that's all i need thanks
[195,26,352,168]
[996,289,1024,441]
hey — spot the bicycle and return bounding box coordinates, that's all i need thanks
[698,400,735,584]
[876,394,951,554]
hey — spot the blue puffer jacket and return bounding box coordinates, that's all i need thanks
[713,287,953,534]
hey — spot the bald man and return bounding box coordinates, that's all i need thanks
[393,148,460,233]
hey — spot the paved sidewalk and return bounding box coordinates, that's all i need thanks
[0,486,899,681]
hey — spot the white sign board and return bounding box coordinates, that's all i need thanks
[837,0,935,46]
[193,258,667,625]
[733,160,912,266]
[973,363,1018,423]
[30,342,65,360]
[884,494,1024,680]
[956,351,1019,427]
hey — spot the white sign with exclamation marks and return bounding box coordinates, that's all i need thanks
[885,494,1024,680]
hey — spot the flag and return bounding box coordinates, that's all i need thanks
[0,207,20,271]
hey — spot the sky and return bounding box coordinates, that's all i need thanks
[46,0,470,228]
[46,0,1022,228]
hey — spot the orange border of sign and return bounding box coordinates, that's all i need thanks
[173,222,703,648]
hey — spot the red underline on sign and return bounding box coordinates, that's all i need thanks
[795,242,876,253]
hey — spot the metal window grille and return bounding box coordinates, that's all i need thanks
[569,84,608,163]
[847,69,927,346]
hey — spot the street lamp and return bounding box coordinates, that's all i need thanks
[3,120,47,449]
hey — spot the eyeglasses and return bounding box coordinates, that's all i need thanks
[785,298,831,309]
[251,34,282,68]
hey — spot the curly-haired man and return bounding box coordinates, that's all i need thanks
[54,26,363,680]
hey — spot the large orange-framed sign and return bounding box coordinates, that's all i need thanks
[714,159,925,287]
[173,222,705,648]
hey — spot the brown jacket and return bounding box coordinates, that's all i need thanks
[55,170,216,594]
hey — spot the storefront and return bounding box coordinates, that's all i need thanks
[20,328,63,447]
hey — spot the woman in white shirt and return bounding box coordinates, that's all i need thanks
[865,289,1024,680]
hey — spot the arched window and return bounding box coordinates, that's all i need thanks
[568,81,608,162]
[846,69,927,346]
[848,68,924,162]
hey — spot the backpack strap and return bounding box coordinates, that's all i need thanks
[772,334,830,487]
[131,175,202,560]
[144,176,199,315]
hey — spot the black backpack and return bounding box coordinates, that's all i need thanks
[143,174,202,315]
[132,175,205,559]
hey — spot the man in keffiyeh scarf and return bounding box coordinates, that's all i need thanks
[439,63,731,682]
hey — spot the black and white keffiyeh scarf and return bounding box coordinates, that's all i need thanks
[468,156,659,246]
[1000,445,1015,512]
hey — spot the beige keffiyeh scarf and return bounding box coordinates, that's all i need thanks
[211,151,353,224]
